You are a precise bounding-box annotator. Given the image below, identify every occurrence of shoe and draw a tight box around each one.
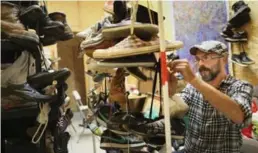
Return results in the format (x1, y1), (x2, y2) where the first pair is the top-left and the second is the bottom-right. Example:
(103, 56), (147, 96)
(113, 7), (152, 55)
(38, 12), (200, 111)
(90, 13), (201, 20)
(19, 5), (44, 27)
(220, 24), (234, 38)
(240, 51), (254, 65)
(129, 118), (185, 139)
(103, 0), (115, 15)
(54, 132), (70, 153)
(96, 53), (157, 68)
(80, 33), (104, 50)
(108, 68), (127, 110)
(1, 2), (20, 23)
(229, 1), (251, 28)
(126, 67), (148, 81)
(102, 20), (159, 40)
(231, 54), (248, 67)
(1, 83), (56, 103)
(49, 12), (74, 41)
(112, 0), (129, 23)
(56, 109), (74, 133)
(224, 30), (248, 42)
(107, 111), (147, 135)
(76, 16), (113, 39)
(100, 130), (146, 149)
(40, 34), (58, 46)
(27, 68), (71, 90)
(86, 58), (116, 75)
(96, 104), (119, 127)
(93, 35), (183, 59)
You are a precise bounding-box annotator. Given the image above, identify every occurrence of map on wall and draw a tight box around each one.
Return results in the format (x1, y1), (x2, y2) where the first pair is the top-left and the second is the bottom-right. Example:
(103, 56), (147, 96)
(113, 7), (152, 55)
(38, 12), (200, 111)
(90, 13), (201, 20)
(173, 1), (228, 71)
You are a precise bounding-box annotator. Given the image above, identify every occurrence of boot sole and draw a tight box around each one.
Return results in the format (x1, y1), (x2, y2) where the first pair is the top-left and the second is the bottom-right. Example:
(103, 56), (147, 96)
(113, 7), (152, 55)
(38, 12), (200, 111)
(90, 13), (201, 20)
(100, 142), (146, 149)
(225, 37), (247, 42)
(230, 59), (248, 67)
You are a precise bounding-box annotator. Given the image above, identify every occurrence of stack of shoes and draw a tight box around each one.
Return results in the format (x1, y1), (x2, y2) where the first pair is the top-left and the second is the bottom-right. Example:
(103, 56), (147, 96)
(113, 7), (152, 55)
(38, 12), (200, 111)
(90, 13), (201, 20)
(1, 1), (73, 153)
(220, 0), (254, 66)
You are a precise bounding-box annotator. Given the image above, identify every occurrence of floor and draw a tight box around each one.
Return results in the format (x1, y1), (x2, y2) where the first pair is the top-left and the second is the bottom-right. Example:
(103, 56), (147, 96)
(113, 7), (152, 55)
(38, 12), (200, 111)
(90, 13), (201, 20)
(67, 112), (106, 153)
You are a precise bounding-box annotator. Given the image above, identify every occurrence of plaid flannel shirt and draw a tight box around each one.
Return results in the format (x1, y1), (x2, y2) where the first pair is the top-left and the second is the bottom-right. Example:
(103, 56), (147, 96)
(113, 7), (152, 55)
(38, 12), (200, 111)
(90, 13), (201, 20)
(180, 75), (253, 153)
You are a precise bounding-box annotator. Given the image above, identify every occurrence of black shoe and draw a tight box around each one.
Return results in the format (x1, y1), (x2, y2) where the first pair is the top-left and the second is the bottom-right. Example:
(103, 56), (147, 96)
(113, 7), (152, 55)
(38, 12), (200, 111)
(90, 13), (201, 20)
(100, 130), (146, 149)
(224, 31), (248, 42)
(54, 132), (70, 153)
(126, 67), (148, 81)
(1, 83), (56, 103)
(19, 5), (44, 27)
(49, 12), (74, 41)
(27, 68), (71, 90)
(129, 118), (185, 139)
(107, 112), (147, 135)
(240, 51), (254, 65)
(220, 24), (234, 38)
(231, 54), (248, 66)
(97, 53), (157, 68)
(229, 1), (251, 28)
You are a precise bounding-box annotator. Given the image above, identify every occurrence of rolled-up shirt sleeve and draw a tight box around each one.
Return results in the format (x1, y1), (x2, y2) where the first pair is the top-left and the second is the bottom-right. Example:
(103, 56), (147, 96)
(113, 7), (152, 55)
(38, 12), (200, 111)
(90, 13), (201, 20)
(231, 82), (253, 128)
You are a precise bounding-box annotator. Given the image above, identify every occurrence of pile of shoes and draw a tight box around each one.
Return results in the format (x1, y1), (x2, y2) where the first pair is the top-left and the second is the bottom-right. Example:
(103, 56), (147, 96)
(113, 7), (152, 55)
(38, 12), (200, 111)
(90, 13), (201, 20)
(1, 1), (74, 153)
(220, 0), (254, 66)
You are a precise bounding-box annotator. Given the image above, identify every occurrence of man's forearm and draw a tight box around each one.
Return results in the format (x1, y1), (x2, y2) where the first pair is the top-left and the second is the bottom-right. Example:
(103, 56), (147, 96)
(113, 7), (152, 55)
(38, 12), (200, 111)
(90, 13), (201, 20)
(190, 77), (244, 124)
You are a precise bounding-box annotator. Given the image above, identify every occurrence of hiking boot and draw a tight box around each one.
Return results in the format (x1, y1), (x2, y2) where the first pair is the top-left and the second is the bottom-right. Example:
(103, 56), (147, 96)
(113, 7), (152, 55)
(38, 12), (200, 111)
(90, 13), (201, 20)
(231, 54), (248, 67)
(100, 130), (146, 149)
(1, 83), (56, 103)
(96, 53), (157, 68)
(27, 68), (71, 90)
(126, 67), (148, 81)
(93, 35), (183, 59)
(240, 51), (254, 65)
(109, 68), (127, 110)
(224, 30), (248, 42)
(107, 111), (147, 135)
(102, 20), (159, 40)
(54, 132), (70, 153)
(129, 118), (185, 139)
(49, 12), (74, 41)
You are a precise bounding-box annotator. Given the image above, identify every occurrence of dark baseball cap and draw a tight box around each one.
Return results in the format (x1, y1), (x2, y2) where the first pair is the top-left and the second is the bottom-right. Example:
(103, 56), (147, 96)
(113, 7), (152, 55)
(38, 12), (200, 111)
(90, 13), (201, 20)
(190, 40), (228, 55)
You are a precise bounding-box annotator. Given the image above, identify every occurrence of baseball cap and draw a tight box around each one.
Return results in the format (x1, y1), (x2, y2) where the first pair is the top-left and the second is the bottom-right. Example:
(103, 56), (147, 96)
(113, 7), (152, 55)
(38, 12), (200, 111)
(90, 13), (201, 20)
(190, 40), (228, 55)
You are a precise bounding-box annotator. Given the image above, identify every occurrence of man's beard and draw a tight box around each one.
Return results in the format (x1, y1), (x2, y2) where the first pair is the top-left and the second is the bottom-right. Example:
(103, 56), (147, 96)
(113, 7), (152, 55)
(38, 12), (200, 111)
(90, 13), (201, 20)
(199, 64), (220, 82)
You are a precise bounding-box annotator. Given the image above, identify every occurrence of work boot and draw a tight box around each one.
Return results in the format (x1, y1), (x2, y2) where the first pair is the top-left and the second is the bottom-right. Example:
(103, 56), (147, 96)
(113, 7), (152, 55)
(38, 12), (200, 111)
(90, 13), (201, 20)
(19, 4), (44, 27)
(49, 12), (74, 41)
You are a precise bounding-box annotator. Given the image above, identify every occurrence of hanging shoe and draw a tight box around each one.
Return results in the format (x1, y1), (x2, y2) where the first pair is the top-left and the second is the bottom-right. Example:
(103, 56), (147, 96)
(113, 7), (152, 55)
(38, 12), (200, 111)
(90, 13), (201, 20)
(100, 130), (146, 149)
(1, 2), (20, 23)
(229, 1), (251, 28)
(102, 20), (159, 40)
(96, 53), (157, 68)
(224, 30), (248, 42)
(93, 35), (183, 59)
(108, 68), (127, 110)
(19, 5), (44, 27)
(231, 54), (248, 67)
(129, 118), (185, 139)
(240, 51), (254, 65)
(48, 12), (74, 41)
(86, 58), (116, 75)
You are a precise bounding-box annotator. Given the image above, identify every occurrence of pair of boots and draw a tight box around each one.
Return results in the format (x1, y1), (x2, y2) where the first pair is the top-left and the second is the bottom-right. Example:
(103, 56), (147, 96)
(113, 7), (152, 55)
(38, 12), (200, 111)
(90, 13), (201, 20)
(231, 44), (254, 66)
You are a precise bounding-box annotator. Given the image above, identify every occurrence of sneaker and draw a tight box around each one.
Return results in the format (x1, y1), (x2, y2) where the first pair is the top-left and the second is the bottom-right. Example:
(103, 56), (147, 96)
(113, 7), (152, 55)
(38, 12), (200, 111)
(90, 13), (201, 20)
(129, 118), (185, 139)
(220, 25), (234, 38)
(126, 67), (148, 81)
(80, 33), (104, 50)
(109, 68), (127, 110)
(100, 130), (146, 149)
(1, 83), (56, 103)
(86, 58), (116, 75)
(107, 112), (146, 135)
(76, 16), (113, 39)
(224, 31), (248, 42)
(96, 53), (157, 68)
(229, 1), (251, 28)
(96, 104), (119, 127)
(240, 51), (254, 65)
(102, 20), (159, 40)
(231, 54), (248, 67)
(93, 35), (183, 59)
